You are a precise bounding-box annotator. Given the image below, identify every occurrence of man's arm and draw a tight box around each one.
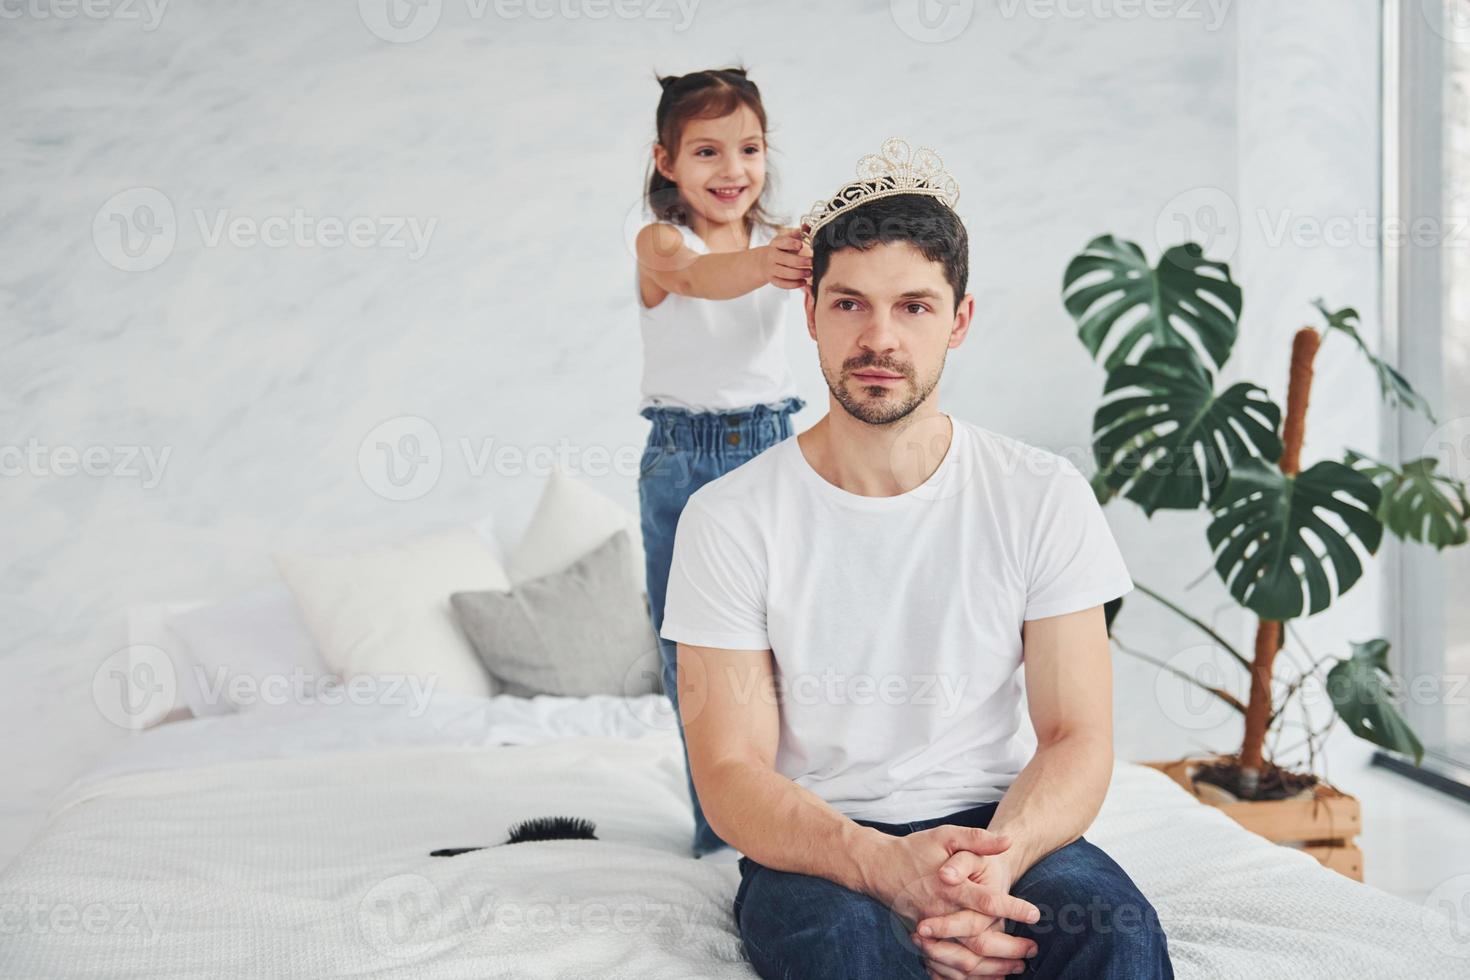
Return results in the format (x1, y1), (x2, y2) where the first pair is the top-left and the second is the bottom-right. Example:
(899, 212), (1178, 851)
(677, 638), (1042, 950)
(675, 640), (890, 896)
(983, 603), (1115, 883)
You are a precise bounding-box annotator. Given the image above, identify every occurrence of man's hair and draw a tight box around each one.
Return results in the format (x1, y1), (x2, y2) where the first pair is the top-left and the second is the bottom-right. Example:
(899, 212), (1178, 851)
(808, 193), (968, 309)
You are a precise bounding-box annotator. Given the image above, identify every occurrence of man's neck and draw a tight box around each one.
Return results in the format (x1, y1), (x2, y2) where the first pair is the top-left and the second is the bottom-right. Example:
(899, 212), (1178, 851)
(797, 400), (953, 498)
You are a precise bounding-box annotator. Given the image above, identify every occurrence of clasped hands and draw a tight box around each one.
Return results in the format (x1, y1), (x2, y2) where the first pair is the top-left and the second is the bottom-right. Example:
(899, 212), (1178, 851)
(866, 826), (1041, 979)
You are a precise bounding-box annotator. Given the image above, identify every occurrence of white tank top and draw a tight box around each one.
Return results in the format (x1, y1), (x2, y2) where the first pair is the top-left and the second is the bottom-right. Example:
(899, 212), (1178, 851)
(636, 222), (801, 413)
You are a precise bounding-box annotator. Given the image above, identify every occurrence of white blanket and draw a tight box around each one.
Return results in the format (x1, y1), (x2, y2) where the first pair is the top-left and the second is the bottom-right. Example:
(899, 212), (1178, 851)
(0, 700), (1460, 978)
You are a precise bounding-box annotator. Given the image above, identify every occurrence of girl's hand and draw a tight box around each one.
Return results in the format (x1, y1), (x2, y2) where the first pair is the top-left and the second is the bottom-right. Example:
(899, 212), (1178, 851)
(764, 226), (811, 289)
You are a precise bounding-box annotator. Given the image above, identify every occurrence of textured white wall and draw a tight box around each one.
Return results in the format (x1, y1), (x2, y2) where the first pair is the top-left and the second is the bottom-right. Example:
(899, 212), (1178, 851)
(0, 0), (1389, 866)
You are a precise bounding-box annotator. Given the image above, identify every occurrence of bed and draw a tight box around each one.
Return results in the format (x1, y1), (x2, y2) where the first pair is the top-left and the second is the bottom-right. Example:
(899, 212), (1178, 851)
(0, 693), (1461, 979)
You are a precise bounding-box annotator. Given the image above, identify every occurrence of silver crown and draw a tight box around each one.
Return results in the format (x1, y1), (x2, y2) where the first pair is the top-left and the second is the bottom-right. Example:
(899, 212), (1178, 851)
(801, 137), (961, 240)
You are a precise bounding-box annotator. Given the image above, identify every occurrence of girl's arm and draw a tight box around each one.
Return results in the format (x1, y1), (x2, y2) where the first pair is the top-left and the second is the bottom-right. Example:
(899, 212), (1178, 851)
(636, 223), (810, 304)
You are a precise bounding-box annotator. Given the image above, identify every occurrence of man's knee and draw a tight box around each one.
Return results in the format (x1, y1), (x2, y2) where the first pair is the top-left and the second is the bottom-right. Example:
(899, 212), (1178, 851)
(1010, 838), (1172, 977)
(735, 863), (926, 980)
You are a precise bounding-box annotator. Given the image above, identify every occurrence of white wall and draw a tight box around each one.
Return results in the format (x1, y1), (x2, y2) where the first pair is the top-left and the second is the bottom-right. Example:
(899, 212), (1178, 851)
(1, 0), (1390, 867)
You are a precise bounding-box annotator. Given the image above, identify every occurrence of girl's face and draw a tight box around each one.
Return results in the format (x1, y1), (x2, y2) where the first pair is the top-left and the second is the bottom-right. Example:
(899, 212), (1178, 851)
(655, 105), (766, 227)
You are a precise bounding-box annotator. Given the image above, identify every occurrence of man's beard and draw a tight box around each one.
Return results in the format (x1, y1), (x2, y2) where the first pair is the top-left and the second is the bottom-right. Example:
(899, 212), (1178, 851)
(822, 348), (943, 425)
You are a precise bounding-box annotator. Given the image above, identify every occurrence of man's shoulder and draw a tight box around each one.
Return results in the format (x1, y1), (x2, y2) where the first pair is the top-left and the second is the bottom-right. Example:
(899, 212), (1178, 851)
(683, 436), (798, 519)
(954, 418), (1089, 505)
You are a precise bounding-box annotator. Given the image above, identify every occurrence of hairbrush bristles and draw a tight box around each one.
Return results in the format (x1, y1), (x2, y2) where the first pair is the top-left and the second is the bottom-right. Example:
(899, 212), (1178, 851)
(504, 815), (598, 844)
(429, 815), (599, 856)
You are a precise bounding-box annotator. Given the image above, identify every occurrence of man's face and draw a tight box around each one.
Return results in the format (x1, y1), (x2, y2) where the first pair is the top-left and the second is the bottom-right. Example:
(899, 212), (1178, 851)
(806, 241), (972, 425)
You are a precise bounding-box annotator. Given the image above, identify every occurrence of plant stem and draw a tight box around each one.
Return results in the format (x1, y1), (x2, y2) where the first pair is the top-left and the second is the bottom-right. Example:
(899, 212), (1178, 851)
(1240, 326), (1321, 789)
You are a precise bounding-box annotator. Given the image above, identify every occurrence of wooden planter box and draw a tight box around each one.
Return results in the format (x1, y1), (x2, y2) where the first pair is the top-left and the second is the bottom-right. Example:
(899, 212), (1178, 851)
(1142, 756), (1363, 881)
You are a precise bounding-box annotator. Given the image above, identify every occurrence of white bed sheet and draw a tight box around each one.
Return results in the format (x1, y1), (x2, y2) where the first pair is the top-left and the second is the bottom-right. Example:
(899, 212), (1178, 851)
(66, 692), (679, 793)
(0, 699), (1461, 979)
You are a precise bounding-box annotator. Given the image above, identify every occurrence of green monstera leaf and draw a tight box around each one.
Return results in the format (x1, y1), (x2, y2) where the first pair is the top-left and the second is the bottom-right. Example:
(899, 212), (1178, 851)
(1063, 235), (1242, 373)
(1347, 450), (1470, 549)
(1206, 458), (1383, 619)
(1093, 347), (1283, 513)
(1327, 638), (1424, 764)
(1313, 300), (1436, 423)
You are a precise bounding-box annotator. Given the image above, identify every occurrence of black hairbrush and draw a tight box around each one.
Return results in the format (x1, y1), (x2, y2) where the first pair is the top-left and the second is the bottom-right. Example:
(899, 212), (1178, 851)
(430, 816), (598, 857)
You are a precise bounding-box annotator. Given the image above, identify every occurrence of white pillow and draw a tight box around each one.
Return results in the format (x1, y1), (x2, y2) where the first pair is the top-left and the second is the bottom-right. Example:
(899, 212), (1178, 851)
(509, 470), (645, 585)
(120, 602), (206, 728)
(273, 527), (509, 698)
(166, 585), (331, 716)
(470, 511), (502, 561)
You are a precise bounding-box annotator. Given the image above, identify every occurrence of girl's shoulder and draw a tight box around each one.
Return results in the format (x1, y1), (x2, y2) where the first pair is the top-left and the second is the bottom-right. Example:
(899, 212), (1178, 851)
(638, 220), (695, 245)
(636, 222), (705, 267)
(639, 219), (780, 253)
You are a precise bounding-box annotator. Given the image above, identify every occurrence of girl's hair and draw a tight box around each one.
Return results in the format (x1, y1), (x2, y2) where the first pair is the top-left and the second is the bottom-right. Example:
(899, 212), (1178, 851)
(645, 66), (777, 232)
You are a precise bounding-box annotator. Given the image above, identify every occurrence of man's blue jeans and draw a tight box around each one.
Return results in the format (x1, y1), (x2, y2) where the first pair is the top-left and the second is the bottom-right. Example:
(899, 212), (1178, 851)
(637, 396), (804, 858)
(732, 801), (1173, 979)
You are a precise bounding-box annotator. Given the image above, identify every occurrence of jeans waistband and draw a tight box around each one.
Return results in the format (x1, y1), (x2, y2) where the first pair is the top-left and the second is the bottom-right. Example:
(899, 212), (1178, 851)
(641, 397), (804, 455)
(852, 800), (1000, 837)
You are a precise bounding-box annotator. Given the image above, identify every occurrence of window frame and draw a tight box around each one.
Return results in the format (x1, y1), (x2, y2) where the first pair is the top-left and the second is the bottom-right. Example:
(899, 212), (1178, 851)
(1379, 0), (1468, 787)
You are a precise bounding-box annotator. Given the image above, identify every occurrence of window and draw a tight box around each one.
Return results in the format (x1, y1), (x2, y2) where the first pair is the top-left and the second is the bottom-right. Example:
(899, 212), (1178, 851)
(1382, 0), (1470, 793)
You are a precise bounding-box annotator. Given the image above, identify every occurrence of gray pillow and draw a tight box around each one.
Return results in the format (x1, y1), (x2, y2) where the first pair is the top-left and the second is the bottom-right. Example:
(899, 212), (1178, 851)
(450, 529), (662, 698)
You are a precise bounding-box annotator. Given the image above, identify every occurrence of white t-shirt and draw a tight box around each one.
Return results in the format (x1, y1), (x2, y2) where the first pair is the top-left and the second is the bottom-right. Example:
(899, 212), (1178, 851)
(659, 413), (1133, 823)
(636, 222), (802, 413)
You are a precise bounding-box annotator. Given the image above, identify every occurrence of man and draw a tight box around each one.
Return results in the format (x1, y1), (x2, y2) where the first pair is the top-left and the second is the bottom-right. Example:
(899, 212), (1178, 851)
(658, 143), (1172, 979)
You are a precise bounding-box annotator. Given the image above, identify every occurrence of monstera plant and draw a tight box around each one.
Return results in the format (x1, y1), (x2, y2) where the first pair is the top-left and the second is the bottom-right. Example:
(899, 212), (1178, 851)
(1062, 234), (1470, 800)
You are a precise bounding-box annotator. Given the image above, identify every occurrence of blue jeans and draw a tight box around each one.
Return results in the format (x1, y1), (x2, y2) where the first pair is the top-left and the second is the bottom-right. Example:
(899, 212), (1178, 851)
(638, 396), (804, 858)
(732, 801), (1173, 979)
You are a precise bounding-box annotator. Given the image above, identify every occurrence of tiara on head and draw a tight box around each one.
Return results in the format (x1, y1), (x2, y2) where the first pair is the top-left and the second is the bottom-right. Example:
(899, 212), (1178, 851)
(800, 137), (961, 240)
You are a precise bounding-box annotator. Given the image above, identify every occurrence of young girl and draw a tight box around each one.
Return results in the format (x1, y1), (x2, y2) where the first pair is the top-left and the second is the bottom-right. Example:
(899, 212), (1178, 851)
(634, 67), (809, 859)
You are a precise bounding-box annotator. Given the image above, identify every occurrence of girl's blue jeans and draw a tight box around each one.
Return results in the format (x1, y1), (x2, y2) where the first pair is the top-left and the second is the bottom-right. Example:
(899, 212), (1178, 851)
(637, 396), (804, 858)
